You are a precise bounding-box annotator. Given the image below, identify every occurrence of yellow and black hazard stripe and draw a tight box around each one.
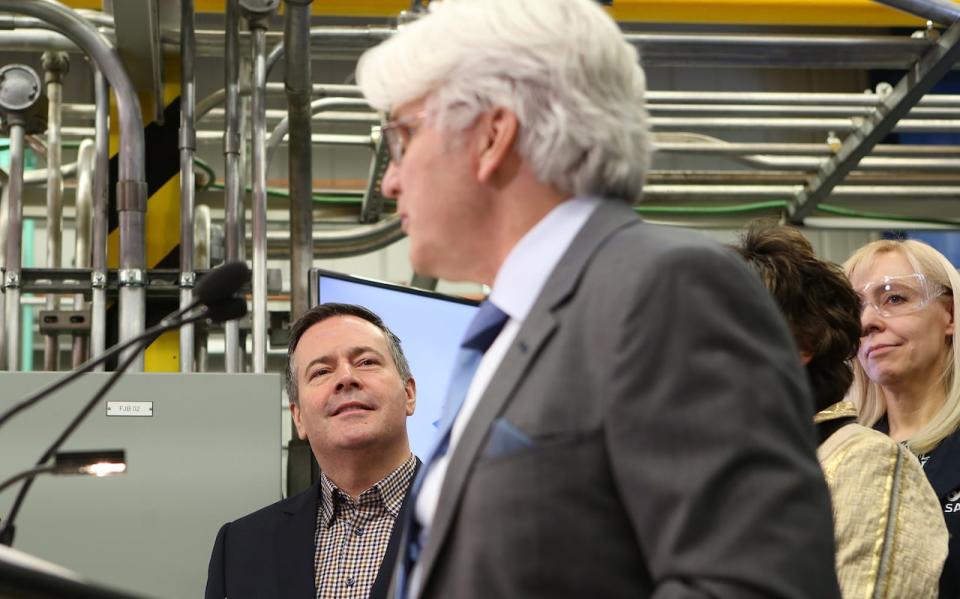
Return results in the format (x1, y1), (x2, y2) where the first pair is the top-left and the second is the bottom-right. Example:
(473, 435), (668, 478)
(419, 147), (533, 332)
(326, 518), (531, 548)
(105, 58), (183, 372)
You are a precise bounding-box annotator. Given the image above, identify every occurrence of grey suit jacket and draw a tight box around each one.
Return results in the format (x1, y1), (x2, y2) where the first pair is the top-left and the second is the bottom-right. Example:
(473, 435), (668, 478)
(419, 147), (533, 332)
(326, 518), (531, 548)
(400, 200), (841, 598)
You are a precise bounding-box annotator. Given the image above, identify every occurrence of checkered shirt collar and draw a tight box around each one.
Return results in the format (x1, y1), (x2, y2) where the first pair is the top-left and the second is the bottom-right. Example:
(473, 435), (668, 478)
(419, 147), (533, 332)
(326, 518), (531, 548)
(318, 453), (416, 528)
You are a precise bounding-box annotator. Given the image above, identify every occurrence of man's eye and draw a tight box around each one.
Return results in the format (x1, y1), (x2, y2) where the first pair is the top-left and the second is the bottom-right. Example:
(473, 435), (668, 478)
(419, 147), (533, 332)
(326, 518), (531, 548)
(308, 369), (330, 380)
(358, 358), (379, 367)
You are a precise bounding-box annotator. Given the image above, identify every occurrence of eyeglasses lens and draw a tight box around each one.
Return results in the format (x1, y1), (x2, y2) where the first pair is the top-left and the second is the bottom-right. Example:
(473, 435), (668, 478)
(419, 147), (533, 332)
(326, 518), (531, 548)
(861, 276), (932, 317)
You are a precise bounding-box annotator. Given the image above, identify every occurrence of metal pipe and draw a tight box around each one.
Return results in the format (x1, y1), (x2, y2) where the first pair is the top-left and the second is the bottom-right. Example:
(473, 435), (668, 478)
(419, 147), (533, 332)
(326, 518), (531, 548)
(249, 18), (269, 374)
(179, 0), (196, 373)
(642, 183), (960, 199)
(194, 204), (211, 373)
(72, 139), (95, 367)
(4, 124), (26, 371)
(90, 70), (108, 369)
(266, 98), (373, 167)
(223, 0), (242, 373)
(42, 51), (69, 372)
(0, 184), (8, 370)
(0, 0), (148, 371)
(285, 0), (314, 323)
(873, 0), (960, 26)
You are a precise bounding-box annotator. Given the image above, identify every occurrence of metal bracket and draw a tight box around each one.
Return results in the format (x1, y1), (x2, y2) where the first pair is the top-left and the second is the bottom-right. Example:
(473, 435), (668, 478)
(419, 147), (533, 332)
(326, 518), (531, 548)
(38, 309), (91, 335)
(359, 127), (391, 224)
(91, 270), (107, 289)
(3, 271), (19, 289)
(179, 271), (196, 288)
(787, 17), (960, 224)
(118, 268), (145, 287)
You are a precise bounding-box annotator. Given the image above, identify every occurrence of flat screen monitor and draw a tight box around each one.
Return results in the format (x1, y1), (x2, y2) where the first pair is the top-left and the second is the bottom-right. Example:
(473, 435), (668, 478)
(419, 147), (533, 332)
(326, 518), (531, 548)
(310, 269), (480, 459)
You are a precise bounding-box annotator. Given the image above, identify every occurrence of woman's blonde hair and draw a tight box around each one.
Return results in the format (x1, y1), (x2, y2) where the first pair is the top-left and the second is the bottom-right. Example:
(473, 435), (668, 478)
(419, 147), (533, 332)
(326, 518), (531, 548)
(844, 239), (960, 454)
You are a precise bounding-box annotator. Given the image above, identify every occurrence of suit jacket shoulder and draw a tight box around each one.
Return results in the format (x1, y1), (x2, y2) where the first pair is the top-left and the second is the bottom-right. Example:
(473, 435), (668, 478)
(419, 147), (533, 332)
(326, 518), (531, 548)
(204, 484), (318, 599)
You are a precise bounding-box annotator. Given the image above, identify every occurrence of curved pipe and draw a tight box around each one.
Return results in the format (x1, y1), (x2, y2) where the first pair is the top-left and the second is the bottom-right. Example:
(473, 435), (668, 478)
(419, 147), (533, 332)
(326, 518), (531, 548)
(72, 139), (96, 367)
(0, 0), (148, 368)
(266, 98), (373, 167)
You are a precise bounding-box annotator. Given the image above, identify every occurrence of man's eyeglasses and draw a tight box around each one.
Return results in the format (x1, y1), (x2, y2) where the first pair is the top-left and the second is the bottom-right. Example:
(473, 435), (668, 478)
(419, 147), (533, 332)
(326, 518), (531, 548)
(856, 273), (950, 318)
(380, 110), (428, 165)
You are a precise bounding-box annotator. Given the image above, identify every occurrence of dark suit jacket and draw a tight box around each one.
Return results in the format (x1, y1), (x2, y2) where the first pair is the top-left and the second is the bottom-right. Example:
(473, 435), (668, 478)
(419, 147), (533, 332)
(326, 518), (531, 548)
(399, 201), (841, 598)
(206, 462), (418, 599)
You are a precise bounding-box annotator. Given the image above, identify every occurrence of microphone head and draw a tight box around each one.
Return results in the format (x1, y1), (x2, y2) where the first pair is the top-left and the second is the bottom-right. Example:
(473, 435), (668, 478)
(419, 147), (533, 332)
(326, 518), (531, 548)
(205, 297), (248, 323)
(195, 262), (251, 306)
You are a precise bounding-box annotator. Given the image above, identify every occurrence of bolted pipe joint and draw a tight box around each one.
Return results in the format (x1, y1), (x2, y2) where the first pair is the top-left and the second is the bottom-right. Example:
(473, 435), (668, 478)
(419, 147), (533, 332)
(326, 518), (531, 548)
(40, 50), (70, 85)
(0, 64), (47, 134)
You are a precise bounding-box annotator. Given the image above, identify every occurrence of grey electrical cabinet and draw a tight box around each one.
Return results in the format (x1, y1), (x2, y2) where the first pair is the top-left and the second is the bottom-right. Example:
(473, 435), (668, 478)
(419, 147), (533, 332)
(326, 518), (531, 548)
(0, 372), (282, 598)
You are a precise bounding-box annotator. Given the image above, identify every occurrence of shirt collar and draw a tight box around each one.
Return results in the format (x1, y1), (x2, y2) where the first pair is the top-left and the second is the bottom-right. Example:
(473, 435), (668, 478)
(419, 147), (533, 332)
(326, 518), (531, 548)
(489, 196), (601, 323)
(318, 453), (417, 527)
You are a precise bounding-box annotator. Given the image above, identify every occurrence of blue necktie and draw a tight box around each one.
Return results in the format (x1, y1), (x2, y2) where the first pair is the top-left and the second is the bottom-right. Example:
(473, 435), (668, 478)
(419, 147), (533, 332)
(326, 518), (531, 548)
(398, 299), (509, 598)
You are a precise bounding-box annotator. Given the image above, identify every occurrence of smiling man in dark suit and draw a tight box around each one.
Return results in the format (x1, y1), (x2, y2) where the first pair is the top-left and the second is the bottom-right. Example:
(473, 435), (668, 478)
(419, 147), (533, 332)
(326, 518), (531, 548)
(205, 303), (419, 599)
(355, 1), (842, 598)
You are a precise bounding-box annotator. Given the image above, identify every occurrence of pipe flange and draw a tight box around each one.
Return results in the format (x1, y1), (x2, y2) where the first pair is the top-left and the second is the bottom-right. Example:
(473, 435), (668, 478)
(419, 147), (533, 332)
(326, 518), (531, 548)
(179, 271), (196, 288)
(0, 65), (42, 112)
(3, 271), (20, 289)
(91, 270), (107, 289)
(118, 268), (145, 287)
(0, 64), (48, 135)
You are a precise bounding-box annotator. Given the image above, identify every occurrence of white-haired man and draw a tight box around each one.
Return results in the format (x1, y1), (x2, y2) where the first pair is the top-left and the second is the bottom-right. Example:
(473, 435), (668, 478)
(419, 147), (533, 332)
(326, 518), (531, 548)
(357, 1), (842, 598)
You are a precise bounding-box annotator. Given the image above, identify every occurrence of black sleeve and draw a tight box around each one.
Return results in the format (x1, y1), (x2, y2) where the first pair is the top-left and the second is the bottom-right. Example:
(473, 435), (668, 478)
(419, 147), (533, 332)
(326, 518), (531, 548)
(204, 523), (229, 599)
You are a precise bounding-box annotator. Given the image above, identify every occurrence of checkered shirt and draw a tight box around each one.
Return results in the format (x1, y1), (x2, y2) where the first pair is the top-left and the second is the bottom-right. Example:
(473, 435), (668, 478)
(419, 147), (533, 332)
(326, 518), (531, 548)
(314, 454), (416, 599)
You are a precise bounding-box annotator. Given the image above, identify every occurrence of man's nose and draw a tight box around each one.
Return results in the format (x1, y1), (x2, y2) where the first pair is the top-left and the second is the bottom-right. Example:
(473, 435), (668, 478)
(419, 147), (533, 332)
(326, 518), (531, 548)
(333, 364), (361, 392)
(381, 160), (400, 199)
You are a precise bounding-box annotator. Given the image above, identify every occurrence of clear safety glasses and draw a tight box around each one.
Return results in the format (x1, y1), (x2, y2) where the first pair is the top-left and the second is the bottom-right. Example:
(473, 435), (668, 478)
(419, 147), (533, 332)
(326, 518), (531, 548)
(857, 273), (950, 318)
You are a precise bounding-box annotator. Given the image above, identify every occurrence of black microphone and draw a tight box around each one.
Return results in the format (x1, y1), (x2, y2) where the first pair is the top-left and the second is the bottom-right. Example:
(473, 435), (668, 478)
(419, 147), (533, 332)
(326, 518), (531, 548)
(0, 262), (252, 432)
(0, 296), (248, 546)
(204, 296), (248, 323)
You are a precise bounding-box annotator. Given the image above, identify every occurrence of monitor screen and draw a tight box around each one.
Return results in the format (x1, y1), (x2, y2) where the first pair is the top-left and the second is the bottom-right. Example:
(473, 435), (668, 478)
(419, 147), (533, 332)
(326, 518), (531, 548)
(311, 269), (479, 459)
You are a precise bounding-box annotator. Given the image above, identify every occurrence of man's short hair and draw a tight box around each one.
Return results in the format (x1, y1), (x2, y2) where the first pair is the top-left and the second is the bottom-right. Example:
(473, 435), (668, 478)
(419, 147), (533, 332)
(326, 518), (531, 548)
(285, 303), (412, 405)
(734, 221), (861, 412)
(356, 0), (651, 202)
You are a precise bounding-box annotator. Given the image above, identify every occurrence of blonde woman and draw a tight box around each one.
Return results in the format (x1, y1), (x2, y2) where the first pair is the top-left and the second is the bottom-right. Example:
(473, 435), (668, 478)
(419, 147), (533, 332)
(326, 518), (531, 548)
(846, 239), (960, 598)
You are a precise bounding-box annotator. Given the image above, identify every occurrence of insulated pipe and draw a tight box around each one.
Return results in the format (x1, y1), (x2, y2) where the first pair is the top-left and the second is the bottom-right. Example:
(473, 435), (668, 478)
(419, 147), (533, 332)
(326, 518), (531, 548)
(90, 70), (108, 369)
(42, 51), (69, 372)
(72, 139), (95, 367)
(873, 0), (960, 26)
(223, 0), (242, 373)
(0, 0), (148, 371)
(285, 0), (314, 323)
(4, 124), (26, 371)
(249, 17), (270, 374)
(179, 0), (197, 373)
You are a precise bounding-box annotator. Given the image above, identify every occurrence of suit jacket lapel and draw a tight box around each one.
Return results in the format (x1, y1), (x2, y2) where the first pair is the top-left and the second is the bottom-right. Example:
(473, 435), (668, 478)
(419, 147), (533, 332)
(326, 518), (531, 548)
(276, 481), (320, 597)
(415, 200), (641, 589)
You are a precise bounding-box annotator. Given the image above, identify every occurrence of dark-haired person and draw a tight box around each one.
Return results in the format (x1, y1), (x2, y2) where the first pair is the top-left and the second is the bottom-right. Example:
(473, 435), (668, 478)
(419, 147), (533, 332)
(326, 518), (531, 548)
(736, 222), (946, 598)
(205, 303), (419, 599)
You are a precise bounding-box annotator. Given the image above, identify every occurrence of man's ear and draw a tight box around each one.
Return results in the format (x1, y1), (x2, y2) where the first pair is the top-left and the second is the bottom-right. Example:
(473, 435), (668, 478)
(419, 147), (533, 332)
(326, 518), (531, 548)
(290, 402), (307, 441)
(477, 107), (519, 184)
(404, 377), (417, 416)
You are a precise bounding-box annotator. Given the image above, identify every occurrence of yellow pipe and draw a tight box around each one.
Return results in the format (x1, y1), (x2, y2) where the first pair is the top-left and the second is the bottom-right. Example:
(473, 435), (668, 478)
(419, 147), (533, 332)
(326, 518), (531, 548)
(60, 0), (936, 27)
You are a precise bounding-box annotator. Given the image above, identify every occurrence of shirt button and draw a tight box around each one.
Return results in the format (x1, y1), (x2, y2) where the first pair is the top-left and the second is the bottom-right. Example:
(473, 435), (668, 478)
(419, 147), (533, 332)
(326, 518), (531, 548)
(346, 577), (356, 588)
(355, 528), (364, 536)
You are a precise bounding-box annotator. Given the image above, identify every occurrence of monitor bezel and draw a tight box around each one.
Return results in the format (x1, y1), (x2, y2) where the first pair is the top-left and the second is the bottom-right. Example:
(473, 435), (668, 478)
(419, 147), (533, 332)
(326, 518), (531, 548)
(309, 268), (481, 309)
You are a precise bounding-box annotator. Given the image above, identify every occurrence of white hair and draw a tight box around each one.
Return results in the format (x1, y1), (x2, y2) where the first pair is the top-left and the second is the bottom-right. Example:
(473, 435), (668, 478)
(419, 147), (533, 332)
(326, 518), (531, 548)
(356, 0), (651, 202)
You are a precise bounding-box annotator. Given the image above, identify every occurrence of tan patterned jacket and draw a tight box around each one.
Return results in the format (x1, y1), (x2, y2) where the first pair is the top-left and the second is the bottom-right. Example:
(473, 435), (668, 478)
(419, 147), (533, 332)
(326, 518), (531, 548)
(817, 401), (948, 599)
